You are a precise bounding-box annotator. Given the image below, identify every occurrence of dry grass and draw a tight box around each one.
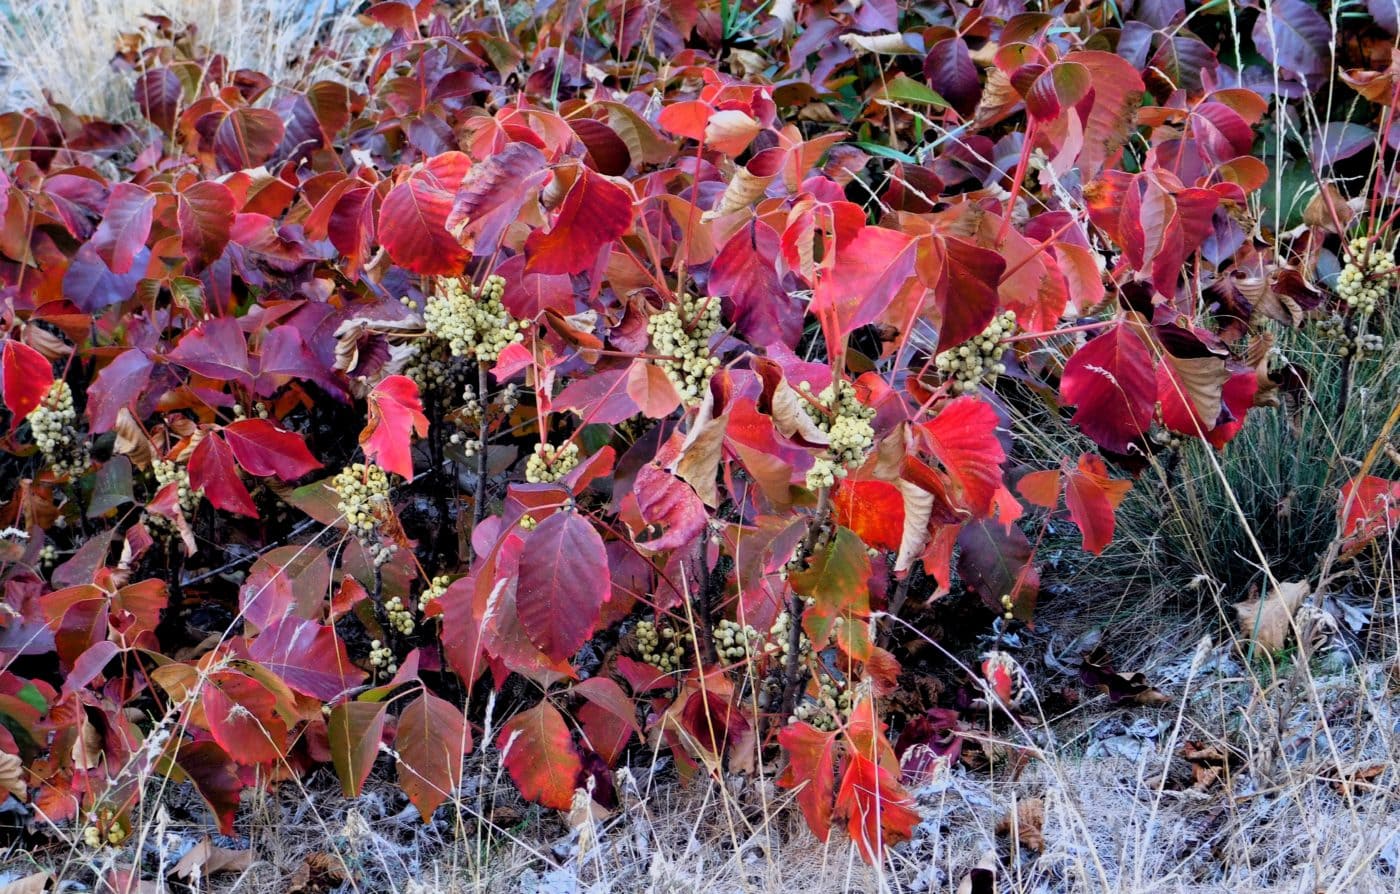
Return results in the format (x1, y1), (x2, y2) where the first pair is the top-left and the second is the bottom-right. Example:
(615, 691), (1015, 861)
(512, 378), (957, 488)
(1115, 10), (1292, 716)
(0, 0), (371, 119)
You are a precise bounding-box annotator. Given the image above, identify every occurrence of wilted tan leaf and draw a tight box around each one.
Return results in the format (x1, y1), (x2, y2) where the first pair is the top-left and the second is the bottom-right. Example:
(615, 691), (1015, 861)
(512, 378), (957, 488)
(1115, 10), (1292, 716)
(23, 326), (71, 360)
(997, 797), (1045, 851)
(172, 837), (253, 880)
(675, 412), (729, 507)
(286, 852), (348, 894)
(769, 380), (830, 446)
(1160, 352), (1229, 431)
(840, 32), (922, 55)
(71, 716), (102, 770)
(113, 408), (156, 469)
(0, 872), (53, 894)
(1, 751), (26, 800)
(1234, 580), (1309, 652)
(1302, 183), (1354, 232)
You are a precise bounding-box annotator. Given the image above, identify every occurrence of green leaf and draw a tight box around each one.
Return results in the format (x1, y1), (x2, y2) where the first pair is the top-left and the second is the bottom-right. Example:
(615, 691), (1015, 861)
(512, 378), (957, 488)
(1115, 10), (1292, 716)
(791, 526), (872, 653)
(16, 682), (47, 713)
(877, 74), (948, 108)
(88, 456), (134, 518)
(850, 141), (916, 163)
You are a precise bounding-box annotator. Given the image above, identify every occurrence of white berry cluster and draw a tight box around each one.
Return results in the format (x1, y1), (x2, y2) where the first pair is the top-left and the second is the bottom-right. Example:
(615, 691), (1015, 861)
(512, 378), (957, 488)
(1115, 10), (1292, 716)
(82, 807), (124, 848)
(153, 458), (202, 516)
(403, 337), (471, 399)
(763, 606), (812, 664)
(792, 673), (852, 731)
(418, 574), (451, 612)
(524, 441), (579, 484)
(648, 293), (722, 405)
(714, 618), (763, 663)
(39, 543), (57, 567)
(934, 310), (1015, 393)
(634, 619), (691, 671)
(1336, 237), (1396, 315)
(27, 380), (89, 478)
(384, 595), (414, 635)
(519, 513), (538, 530)
(799, 379), (875, 490)
(424, 275), (528, 363)
(332, 463), (396, 565)
(232, 401), (270, 420)
(1314, 311), (1384, 358)
(368, 640), (397, 677)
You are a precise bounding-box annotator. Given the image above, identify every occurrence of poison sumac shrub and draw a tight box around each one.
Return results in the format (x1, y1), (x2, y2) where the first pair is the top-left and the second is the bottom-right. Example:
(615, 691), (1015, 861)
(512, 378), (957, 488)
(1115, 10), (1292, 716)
(0, 0), (1396, 865)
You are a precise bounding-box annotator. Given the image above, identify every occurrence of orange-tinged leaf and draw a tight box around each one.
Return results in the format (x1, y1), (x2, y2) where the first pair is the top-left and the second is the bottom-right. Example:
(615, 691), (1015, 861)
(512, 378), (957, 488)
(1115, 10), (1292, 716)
(497, 700), (583, 810)
(777, 721), (838, 840)
(396, 691), (469, 821)
(524, 168), (632, 275)
(360, 375), (428, 478)
(1016, 470), (1061, 509)
(791, 527), (871, 656)
(626, 358), (681, 418)
(1063, 454), (1130, 555)
(832, 480), (905, 551)
(835, 752), (921, 863)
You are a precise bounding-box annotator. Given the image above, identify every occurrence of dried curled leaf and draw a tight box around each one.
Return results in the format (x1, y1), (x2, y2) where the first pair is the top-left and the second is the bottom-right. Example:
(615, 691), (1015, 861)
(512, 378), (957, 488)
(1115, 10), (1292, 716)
(1234, 580), (1310, 652)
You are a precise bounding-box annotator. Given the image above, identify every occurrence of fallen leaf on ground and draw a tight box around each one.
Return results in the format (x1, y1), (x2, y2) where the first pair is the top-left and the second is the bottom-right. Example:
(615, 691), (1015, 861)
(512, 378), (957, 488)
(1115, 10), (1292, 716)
(172, 837), (253, 880)
(1234, 580), (1309, 652)
(956, 850), (997, 894)
(0, 872), (53, 894)
(997, 797), (1045, 851)
(287, 853), (348, 894)
(1078, 647), (1170, 705)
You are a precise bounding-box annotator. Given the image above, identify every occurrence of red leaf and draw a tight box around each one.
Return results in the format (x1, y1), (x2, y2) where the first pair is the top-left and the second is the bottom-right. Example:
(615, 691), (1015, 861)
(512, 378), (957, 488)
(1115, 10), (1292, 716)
(223, 419), (322, 480)
(446, 142), (549, 257)
(173, 740), (243, 835)
(178, 181), (236, 272)
(574, 677), (639, 764)
(935, 237), (1005, 353)
(379, 154), (472, 275)
(832, 480), (905, 552)
(656, 100), (711, 142)
(212, 107), (285, 172)
(524, 168), (632, 275)
(247, 615), (366, 700)
(515, 511), (610, 662)
(496, 700), (583, 810)
(168, 318), (252, 386)
(1060, 322), (1156, 453)
(360, 375), (429, 478)
(189, 432), (258, 517)
(87, 349), (154, 434)
(812, 225), (918, 338)
(2, 339), (53, 426)
(625, 359), (681, 419)
(395, 691), (469, 821)
(922, 396), (1007, 517)
(134, 67), (182, 131)
(1063, 454), (1131, 555)
(92, 183), (154, 275)
(1339, 475), (1400, 546)
(203, 671), (288, 765)
(710, 220), (800, 345)
(835, 752), (921, 864)
(778, 722), (838, 841)
(634, 464), (708, 551)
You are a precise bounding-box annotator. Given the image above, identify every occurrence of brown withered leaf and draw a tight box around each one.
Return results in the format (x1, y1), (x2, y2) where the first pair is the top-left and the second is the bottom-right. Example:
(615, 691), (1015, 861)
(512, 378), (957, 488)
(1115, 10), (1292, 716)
(1079, 647), (1170, 705)
(1234, 580), (1309, 652)
(286, 852), (348, 894)
(997, 797), (1045, 851)
(0, 872), (54, 894)
(172, 837), (253, 880)
(1329, 762), (1388, 797)
(1, 750), (26, 800)
(112, 408), (156, 469)
(1302, 183), (1354, 233)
